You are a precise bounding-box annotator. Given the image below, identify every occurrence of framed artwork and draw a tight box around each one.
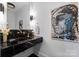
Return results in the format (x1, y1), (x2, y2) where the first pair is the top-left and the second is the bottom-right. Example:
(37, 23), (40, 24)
(51, 4), (79, 42)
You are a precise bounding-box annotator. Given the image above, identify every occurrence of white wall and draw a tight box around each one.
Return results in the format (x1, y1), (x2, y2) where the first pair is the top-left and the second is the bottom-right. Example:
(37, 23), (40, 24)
(0, 3), (7, 29)
(33, 2), (79, 57)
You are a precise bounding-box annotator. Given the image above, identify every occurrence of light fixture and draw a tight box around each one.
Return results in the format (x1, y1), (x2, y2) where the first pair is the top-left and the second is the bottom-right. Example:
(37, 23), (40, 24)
(30, 9), (37, 21)
(7, 2), (15, 10)
(30, 15), (33, 21)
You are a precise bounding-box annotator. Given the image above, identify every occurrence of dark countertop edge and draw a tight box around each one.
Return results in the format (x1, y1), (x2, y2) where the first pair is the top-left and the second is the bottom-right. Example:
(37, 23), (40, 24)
(1, 36), (43, 49)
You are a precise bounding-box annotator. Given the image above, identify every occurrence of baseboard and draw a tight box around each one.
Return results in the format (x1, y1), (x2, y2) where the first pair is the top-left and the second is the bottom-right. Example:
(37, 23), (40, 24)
(37, 52), (49, 57)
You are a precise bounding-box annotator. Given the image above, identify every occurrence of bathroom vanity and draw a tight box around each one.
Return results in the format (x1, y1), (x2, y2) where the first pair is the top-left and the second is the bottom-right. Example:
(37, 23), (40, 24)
(0, 30), (43, 57)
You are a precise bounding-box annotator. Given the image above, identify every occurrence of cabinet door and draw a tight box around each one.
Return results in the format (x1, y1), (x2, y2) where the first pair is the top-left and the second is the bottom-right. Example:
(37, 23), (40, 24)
(1, 47), (14, 57)
(13, 43), (28, 54)
(13, 47), (33, 57)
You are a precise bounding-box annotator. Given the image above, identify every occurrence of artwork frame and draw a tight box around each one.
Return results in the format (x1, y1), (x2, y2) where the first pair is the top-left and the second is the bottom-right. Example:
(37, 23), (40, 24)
(51, 4), (79, 42)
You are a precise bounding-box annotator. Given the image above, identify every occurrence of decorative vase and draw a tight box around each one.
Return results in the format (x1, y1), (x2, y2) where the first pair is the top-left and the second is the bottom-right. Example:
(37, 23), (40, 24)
(3, 30), (8, 43)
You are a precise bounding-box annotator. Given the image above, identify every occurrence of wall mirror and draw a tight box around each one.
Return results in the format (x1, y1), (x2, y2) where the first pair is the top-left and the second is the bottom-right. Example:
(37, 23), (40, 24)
(7, 2), (30, 29)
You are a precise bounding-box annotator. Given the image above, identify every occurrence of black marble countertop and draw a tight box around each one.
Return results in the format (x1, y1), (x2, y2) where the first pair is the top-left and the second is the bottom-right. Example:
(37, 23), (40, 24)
(1, 36), (43, 57)
(1, 36), (43, 49)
